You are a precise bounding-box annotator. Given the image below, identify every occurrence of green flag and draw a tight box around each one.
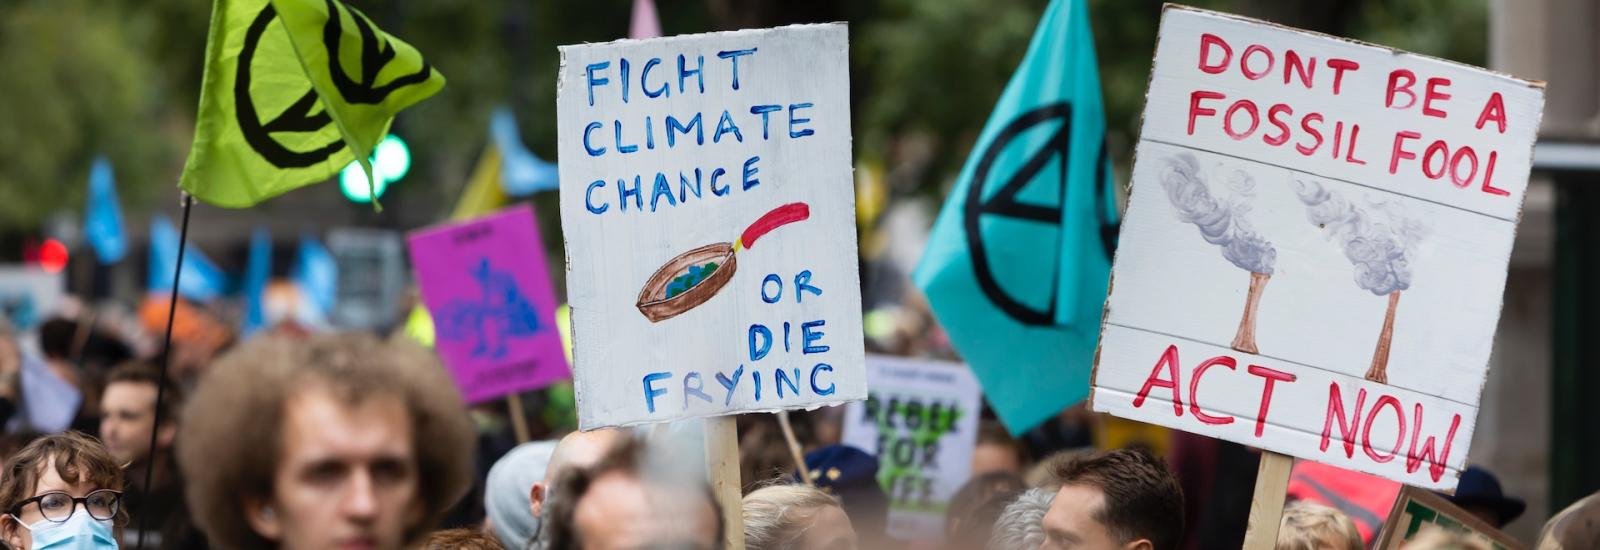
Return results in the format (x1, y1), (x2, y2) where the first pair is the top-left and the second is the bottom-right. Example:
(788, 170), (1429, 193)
(179, 0), (444, 208)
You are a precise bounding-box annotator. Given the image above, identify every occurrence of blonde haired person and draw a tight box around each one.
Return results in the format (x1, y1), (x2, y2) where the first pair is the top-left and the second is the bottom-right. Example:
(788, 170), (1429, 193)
(743, 484), (857, 550)
(1276, 501), (1361, 550)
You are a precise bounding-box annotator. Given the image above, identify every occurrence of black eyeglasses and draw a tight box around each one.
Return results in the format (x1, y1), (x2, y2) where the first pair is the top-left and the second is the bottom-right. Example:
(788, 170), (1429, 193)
(10, 489), (121, 524)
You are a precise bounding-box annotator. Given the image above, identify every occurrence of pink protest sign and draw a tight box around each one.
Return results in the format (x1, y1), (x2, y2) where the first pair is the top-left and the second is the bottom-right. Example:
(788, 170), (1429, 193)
(407, 205), (569, 403)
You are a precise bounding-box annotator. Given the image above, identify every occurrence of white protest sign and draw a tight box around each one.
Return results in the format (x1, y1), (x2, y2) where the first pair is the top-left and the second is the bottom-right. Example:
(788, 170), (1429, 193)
(841, 355), (982, 541)
(558, 24), (866, 429)
(1090, 6), (1545, 490)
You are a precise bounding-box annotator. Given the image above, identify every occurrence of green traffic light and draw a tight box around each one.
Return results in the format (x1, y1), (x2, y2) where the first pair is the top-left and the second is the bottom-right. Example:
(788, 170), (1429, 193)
(340, 134), (411, 203)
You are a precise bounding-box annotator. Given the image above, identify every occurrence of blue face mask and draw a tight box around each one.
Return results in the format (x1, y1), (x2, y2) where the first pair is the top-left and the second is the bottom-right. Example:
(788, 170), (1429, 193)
(18, 509), (117, 550)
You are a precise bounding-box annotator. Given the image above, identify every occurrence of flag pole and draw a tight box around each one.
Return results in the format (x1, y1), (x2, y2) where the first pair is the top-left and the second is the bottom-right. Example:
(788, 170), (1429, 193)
(135, 193), (193, 550)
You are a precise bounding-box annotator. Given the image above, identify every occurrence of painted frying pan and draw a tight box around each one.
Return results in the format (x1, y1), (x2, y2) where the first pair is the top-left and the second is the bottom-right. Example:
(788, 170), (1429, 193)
(636, 202), (811, 322)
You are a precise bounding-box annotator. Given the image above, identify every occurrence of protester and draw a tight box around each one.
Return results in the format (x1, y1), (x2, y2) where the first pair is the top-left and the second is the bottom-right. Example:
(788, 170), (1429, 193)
(798, 445), (889, 548)
(99, 362), (205, 549)
(1536, 490), (1600, 550)
(986, 487), (1052, 550)
(1274, 502), (1360, 550)
(972, 421), (1029, 477)
(742, 484), (857, 550)
(1438, 465), (1525, 529)
(426, 528), (508, 550)
(943, 472), (1025, 550)
(543, 437), (721, 550)
(484, 440), (556, 550)
(523, 428), (626, 549)
(178, 333), (475, 550)
(1039, 448), (1184, 550)
(0, 320), (22, 430)
(0, 431), (124, 550)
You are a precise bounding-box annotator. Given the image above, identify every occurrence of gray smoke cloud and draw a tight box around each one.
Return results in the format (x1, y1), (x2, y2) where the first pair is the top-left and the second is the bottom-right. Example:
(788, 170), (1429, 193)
(1158, 153), (1277, 274)
(1294, 179), (1428, 296)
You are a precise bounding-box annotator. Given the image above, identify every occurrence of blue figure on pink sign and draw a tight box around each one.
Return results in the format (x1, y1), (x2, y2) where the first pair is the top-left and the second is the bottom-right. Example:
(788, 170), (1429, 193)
(436, 257), (542, 359)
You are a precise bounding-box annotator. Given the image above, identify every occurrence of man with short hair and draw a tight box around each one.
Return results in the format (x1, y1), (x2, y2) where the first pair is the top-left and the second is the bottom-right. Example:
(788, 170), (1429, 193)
(178, 333), (475, 550)
(1040, 448), (1185, 550)
(544, 437), (721, 550)
(100, 362), (205, 548)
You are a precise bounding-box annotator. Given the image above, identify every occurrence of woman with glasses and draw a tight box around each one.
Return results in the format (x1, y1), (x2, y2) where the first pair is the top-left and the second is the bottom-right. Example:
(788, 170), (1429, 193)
(0, 432), (124, 549)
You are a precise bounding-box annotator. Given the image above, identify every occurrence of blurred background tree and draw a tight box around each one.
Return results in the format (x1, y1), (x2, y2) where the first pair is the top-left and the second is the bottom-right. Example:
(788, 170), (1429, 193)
(0, 0), (1488, 241)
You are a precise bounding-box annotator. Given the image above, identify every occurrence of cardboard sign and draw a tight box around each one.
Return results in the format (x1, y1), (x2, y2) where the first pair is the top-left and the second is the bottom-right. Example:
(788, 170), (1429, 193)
(557, 25), (866, 429)
(407, 206), (569, 403)
(1090, 6), (1545, 490)
(1374, 486), (1524, 550)
(841, 355), (982, 540)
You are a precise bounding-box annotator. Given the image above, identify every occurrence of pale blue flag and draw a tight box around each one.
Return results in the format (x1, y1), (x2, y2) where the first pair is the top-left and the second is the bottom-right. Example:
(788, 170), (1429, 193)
(241, 228), (272, 337)
(84, 157), (127, 265)
(492, 106), (560, 195)
(293, 235), (338, 316)
(148, 216), (228, 302)
(913, 0), (1120, 434)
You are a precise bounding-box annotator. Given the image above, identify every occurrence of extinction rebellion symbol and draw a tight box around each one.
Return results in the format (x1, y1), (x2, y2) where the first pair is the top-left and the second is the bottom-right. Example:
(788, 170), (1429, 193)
(962, 102), (1118, 326)
(234, 1), (436, 169)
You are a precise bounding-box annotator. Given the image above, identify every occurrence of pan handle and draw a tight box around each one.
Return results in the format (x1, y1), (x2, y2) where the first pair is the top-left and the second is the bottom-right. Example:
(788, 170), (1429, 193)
(737, 202), (810, 251)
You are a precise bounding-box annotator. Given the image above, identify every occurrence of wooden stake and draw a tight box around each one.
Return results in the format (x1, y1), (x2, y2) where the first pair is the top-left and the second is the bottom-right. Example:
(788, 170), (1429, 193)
(705, 416), (746, 550)
(1241, 451), (1294, 550)
(506, 393), (531, 443)
(775, 411), (813, 485)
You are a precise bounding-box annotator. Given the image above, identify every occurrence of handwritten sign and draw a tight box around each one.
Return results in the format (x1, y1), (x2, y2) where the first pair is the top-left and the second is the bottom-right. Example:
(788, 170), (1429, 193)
(407, 206), (569, 403)
(841, 355), (981, 540)
(557, 25), (866, 429)
(1374, 486), (1524, 550)
(1090, 6), (1545, 490)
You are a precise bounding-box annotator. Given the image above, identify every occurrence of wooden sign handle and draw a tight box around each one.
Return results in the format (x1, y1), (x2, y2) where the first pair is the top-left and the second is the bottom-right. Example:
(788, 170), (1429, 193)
(705, 416), (746, 550)
(1241, 451), (1294, 550)
(505, 394), (532, 443)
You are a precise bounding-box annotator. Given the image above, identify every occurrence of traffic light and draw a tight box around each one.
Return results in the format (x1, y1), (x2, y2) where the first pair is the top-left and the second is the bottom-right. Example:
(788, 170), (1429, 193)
(340, 134), (411, 203)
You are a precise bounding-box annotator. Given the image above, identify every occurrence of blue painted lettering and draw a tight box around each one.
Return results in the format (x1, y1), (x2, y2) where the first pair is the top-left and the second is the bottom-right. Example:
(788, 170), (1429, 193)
(717, 48), (757, 90)
(743, 156), (761, 191)
(666, 114), (703, 147)
(811, 363), (836, 396)
(678, 54), (704, 94)
(750, 105), (781, 140)
(749, 324), (773, 361)
(802, 320), (830, 354)
(583, 122), (605, 156)
(585, 180), (609, 214)
(585, 62), (610, 107)
(617, 176), (643, 212)
(714, 110), (744, 143)
(789, 103), (816, 138)
(683, 372), (712, 409)
(761, 274), (782, 303)
(642, 58), (668, 98)
(643, 372), (670, 413)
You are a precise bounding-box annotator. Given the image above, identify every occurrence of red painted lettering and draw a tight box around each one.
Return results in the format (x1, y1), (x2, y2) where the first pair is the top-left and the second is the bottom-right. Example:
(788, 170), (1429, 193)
(1297, 113), (1325, 156)
(1362, 395), (1406, 463)
(1482, 151), (1509, 196)
(1247, 365), (1296, 438)
(1264, 104), (1293, 146)
(1387, 70), (1418, 109)
(1199, 34), (1232, 74)
(1389, 131), (1421, 174)
(1189, 91), (1224, 136)
(1134, 345), (1184, 417)
(1476, 92), (1508, 133)
(1225, 100), (1261, 140)
(1241, 45), (1274, 80)
(1423, 78), (1453, 118)
(1327, 59), (1359, 95)
(1422, 140), (1450, 180)
(1450, 147), (1478, 188)
(1190, 356), (1237, 425)
(1321, 382), (1367, 458)
(1284, 50), (1315, 88)
(1405, 404), (1462, 482)
(1345, 124), (1367, 165)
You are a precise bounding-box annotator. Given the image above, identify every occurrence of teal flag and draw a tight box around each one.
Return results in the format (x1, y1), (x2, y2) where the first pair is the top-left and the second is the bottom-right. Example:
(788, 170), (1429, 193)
(913, 0), (1119, 434)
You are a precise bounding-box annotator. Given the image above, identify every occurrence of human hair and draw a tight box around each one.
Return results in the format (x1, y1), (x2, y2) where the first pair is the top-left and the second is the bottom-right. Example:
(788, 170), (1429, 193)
(742, 483), (841, 550)
(424, 528), (508, 550)
(977, 420), (1031, 467)
(1025, 449), (1092, 490)
(0, 432), (125, 524)
(544, 437), (723, 550)
(1403, 526), (1493, 550)
(105, 361), (184, 427)
(988, 487), (1054, 550)
(177, 333), (475, 550)
(1050, 448), (1184, 550)
(1276, 501), (1360, 550)
(946, 472), (1026, 547)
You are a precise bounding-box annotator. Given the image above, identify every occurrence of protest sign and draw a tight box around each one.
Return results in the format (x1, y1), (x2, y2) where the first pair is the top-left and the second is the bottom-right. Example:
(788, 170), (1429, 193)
(1374, 486), (1524, 550)
(558, 24), (866, 429)
(407, 206), (569, 404)
(0, 268), (63, 332)
(841, 355), (981, 540)
(1090, 6), (1545, 490)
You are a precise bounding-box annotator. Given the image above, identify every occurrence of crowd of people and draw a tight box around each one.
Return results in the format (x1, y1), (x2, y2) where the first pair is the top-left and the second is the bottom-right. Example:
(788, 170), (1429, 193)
(0, 310), (1596, 550)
